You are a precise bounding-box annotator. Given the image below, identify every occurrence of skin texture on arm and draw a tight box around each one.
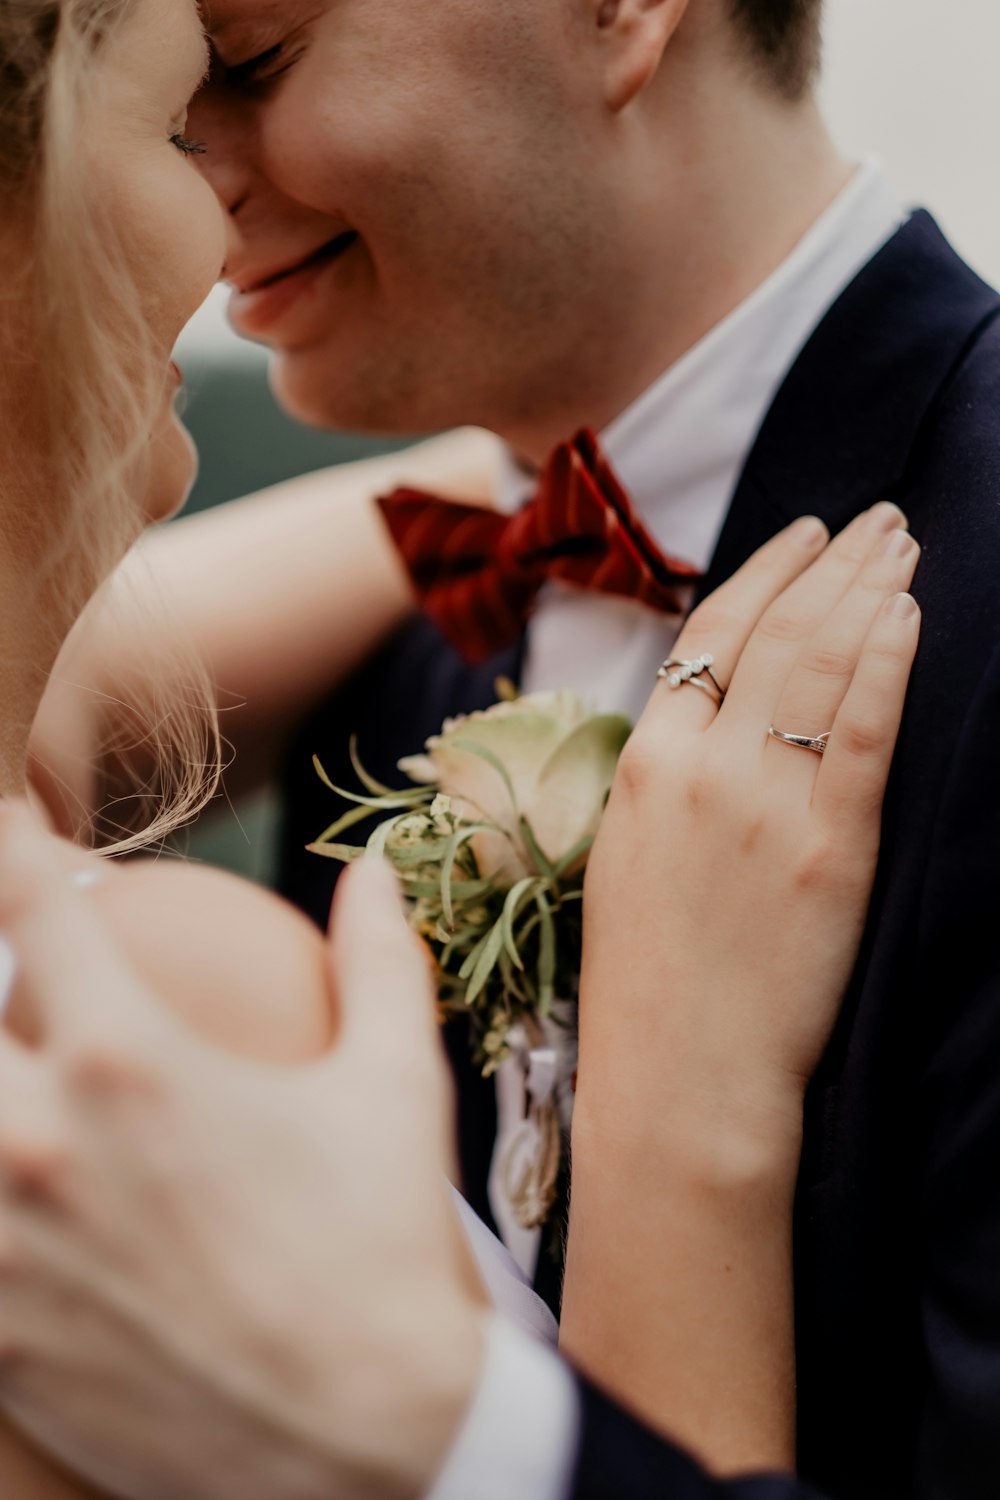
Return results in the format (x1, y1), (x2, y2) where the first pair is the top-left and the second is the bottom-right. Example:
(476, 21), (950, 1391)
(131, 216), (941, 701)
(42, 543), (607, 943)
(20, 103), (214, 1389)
(561, 507), (922, 1475)
(31, 427), (501, 815)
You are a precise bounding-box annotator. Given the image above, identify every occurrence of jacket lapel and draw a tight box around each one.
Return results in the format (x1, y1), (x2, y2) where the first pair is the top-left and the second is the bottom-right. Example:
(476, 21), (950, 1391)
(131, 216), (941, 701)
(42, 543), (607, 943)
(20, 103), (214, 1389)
(697, 211), (1000, 600)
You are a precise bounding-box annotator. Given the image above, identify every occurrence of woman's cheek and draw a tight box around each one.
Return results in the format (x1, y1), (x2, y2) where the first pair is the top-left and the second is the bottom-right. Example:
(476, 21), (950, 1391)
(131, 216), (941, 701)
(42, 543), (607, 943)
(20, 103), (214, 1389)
(176, 168), (229, 323)
(109, 150), (227, 354)
(150, 164), (228, 344)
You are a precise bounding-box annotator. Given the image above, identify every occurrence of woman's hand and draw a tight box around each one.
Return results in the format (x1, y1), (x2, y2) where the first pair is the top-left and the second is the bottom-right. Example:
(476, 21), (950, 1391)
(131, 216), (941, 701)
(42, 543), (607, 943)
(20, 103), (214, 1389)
(0, 815), (485, 1500)
(561, 504), (921, 1473)
(579, 502), (920, 1155)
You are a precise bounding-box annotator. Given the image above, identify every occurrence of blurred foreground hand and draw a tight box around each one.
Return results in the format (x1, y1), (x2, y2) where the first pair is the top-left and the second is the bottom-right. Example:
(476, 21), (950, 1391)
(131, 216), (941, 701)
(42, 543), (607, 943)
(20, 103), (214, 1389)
(0, 804), (483, 1500)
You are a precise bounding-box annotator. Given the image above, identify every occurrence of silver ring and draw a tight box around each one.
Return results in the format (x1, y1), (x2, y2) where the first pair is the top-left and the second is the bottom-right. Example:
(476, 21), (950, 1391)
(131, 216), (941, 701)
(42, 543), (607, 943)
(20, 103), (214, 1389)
(767, 726), (831, 755)
(656, 652), (726, 702)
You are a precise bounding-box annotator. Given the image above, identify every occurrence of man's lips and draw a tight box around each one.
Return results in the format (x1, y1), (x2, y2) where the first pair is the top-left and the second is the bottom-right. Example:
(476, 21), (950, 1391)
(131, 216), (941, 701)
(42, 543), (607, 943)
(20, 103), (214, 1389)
(231, 232), (359, 296)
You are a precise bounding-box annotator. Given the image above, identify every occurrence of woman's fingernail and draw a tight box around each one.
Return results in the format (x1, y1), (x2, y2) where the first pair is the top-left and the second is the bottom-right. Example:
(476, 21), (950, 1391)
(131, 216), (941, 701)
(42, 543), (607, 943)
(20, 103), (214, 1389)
(0, 936), (16, 1019)
(878, 528), (917, 558)
(887, 592), (919, 619)
(867, 501), (907, 531)
(791, 515), (827, 546)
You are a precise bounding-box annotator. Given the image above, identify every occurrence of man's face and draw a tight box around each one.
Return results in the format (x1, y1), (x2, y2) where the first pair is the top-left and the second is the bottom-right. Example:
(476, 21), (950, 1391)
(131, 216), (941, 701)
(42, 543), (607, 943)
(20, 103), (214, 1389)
(194, 0), (624, 442)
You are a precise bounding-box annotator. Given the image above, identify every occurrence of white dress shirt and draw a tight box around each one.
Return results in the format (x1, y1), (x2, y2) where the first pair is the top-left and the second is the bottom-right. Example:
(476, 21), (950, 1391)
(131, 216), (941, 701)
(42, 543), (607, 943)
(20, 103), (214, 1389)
(430, 162), (905, 1500)
(451, 1188), (558, 1345)
(429, 1315), (580, 1500)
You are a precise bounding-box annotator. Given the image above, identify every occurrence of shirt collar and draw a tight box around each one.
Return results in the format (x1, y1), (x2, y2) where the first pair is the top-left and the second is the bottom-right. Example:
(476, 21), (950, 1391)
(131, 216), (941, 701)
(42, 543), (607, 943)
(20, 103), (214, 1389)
(496, 161), (906, 571)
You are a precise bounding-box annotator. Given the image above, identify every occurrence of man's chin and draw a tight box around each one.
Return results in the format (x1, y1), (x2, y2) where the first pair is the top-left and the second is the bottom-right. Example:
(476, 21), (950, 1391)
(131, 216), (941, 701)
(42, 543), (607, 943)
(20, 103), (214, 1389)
(266, 345), (452, 440)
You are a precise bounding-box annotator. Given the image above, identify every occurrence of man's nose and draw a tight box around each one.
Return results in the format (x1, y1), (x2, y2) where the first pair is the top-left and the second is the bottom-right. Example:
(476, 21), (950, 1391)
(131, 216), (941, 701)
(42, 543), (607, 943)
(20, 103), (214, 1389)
(187, 81), (254, 217)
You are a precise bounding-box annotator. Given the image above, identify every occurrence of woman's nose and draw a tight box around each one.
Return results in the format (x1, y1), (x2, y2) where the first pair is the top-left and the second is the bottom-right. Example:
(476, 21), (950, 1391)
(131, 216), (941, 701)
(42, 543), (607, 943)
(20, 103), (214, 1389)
(187, 78), (253, 217)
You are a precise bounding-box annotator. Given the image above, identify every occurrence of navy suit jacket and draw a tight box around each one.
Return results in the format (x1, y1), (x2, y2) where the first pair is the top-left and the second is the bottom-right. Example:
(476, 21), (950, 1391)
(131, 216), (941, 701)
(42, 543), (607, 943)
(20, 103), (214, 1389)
(278, 213), (1000, 1499)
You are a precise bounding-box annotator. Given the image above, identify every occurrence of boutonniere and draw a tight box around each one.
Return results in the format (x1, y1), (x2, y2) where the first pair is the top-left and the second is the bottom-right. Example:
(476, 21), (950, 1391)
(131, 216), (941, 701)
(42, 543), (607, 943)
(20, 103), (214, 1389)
(310, 684), (631, 1232)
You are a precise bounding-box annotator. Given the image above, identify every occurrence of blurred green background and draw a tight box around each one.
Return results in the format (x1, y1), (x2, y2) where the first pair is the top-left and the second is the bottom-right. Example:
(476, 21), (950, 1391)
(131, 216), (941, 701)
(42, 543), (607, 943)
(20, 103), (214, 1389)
(179, 354), (411, 520)
(177, 350), (409, 886)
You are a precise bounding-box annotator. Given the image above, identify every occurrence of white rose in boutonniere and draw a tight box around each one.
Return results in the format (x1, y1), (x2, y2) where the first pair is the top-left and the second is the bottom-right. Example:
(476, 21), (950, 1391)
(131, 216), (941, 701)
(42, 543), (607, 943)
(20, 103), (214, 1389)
(398, 688), (629, 886)
(309, 685), (631, 1236)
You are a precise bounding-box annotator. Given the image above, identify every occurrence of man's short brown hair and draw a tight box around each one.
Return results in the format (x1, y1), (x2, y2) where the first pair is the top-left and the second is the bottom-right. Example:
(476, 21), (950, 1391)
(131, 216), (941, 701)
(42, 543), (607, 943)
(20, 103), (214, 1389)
(730, 0), (824, 99)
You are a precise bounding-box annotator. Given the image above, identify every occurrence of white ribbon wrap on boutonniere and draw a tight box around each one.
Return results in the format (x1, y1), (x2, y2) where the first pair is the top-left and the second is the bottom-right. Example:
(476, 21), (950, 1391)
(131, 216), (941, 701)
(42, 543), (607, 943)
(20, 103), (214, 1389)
(493, 1000), (578, 1243)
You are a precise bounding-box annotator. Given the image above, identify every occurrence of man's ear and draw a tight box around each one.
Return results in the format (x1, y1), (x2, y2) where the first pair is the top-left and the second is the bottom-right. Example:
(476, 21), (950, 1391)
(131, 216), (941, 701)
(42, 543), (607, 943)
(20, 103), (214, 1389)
(594, 0), (691, 112)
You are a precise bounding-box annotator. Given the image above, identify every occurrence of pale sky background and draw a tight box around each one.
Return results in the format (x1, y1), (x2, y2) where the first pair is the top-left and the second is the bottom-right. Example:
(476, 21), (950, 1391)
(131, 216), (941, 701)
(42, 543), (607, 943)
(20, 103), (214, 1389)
(180, 0), (1000, 357)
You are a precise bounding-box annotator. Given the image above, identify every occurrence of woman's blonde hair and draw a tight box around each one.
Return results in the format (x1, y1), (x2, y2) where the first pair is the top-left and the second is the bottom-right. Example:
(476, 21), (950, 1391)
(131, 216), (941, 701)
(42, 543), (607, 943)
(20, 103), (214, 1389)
(1, 0), (222, 852)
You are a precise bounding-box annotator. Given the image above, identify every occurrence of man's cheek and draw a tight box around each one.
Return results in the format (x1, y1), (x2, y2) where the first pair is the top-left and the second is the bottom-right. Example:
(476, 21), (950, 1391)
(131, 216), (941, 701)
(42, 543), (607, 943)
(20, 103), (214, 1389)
(287, 93), (439, 197)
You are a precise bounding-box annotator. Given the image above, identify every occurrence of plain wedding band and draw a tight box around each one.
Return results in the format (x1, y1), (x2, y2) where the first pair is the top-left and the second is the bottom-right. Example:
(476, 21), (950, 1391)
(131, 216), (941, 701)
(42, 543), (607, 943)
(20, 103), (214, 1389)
(767, 726), (831, 755)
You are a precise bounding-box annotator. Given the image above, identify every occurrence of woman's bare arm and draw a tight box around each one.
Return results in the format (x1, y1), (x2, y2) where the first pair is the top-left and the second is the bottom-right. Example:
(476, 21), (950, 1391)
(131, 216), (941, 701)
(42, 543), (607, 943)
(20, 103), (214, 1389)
(31, 427), (501, 812)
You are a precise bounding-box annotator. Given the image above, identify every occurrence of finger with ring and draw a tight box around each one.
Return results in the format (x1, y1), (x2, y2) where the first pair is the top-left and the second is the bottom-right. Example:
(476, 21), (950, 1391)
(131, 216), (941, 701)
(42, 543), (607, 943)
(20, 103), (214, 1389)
(656, 653), (727, 702)
(645, 515), (831, 728)
(767, 727), (831, 755)
(718, 503), (911, 738)
(763, 524), (920, 774)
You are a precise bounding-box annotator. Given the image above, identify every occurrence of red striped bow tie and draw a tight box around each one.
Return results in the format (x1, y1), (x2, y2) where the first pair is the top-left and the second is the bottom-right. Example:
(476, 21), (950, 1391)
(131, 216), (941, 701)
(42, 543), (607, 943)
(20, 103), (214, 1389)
(377, 429), (702, 665)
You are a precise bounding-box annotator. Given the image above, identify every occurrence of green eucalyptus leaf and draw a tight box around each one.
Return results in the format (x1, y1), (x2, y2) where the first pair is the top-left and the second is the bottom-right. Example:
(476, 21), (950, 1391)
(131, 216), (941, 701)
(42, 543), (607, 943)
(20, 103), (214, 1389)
(552, 835), (596, 880)
(382, 837), (453, 869)
(501, 876), (539, 971)
(498, 948), (531, 1007)
(304, 841), (366, 863)
(439, 931), (462, 963)
(458, 928), (494, 983)
(313, 755), (427, 807)
(349, 737), (403, 799)
(313, 793), (435, 847)
(467, 917), (506, 1006)
(312, 755), (340, 796)
(519, 816), (555, 880)
(536, 892), (556, 1016)
(313, 801), (387, 844)
(405, 877), (494, 903)
(439, 823), (494, 931)
(367, 814), (409, 859)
